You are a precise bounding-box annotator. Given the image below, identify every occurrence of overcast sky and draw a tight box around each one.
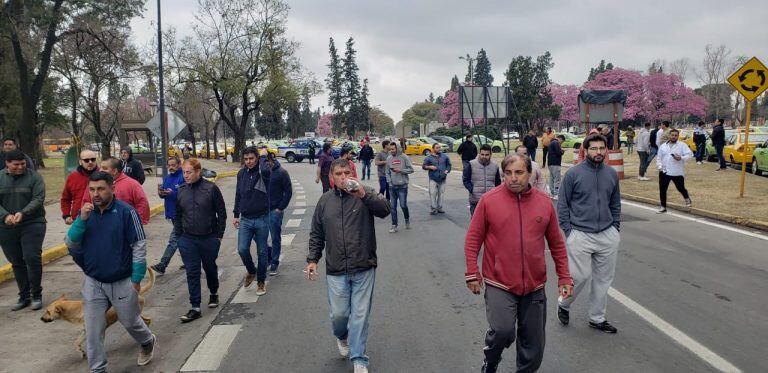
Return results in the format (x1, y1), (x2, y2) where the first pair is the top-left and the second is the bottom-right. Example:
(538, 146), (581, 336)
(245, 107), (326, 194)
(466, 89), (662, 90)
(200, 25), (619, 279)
(131, 0), (768, 123)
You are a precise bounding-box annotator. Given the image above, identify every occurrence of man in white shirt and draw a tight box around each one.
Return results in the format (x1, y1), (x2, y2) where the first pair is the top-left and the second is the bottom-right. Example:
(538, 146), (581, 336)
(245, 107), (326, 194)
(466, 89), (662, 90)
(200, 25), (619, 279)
(656, 128), (693, 213)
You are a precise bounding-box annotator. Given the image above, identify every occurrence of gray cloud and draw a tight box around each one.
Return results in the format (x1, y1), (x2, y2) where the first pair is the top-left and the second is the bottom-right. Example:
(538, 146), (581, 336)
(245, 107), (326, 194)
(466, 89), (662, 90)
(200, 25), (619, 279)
(132, 0), (768, 127)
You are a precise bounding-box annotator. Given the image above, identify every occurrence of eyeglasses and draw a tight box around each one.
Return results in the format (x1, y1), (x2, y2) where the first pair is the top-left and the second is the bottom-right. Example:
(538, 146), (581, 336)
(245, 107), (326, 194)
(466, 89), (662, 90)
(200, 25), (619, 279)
(588, 147), (607, 152)
(81, 158), (97, 163)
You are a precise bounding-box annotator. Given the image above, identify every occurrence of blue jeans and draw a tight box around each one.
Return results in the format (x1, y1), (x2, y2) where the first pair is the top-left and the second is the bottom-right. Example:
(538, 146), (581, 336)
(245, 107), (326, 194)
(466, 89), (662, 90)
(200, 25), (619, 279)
(715, 144), (726, 169)
(157, 220), (179, 270)
(237, 215), (270, 282)
(527, 148), (537, 162)
(648, 147), (658, 165)
(389, 185), (410, 226)
(361, 160), (372, 180)
(695, 143), (706, 162)
(267, 210), (284, 268)
(470, 201), (478, 216)
(178, 235), (220, 308)
(327, 268), (376, 366)
(378, 176), (390, 200)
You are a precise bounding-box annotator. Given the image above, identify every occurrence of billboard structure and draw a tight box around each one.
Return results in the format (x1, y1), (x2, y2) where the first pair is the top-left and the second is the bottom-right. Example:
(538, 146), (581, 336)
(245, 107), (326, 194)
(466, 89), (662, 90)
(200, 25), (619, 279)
(458, 85), (522, 155)
(578, 90), (627, 150)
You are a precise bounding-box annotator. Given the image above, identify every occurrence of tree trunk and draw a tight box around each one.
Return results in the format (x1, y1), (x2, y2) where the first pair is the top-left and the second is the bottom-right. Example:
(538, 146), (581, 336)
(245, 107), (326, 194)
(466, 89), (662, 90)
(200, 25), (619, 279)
(212, 123), (219, 158)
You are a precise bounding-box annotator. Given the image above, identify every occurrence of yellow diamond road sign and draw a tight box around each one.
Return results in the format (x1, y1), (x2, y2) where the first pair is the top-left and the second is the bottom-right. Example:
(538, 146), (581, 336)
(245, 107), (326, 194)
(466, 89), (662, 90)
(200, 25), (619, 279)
(728, 56), (768, 102)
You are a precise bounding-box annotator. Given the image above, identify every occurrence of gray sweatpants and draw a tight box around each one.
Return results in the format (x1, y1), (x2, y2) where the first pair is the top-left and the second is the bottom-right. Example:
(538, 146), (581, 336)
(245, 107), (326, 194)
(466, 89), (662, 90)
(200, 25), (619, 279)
(428, 179), (446, 211)
(558, 227), (620, 323)
(483, 286), (546, 372)
(82, 275), (153, 373)
(548, 165), (561, 197)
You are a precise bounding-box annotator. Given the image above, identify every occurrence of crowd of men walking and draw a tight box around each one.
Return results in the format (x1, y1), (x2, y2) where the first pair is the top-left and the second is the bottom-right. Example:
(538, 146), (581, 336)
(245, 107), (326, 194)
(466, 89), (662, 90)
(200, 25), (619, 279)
(0, 118), (727, 372)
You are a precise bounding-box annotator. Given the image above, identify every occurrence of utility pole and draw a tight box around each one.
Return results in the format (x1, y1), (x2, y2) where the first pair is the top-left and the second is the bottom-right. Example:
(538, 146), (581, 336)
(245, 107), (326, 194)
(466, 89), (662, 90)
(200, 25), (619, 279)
(459, 54), (476, 84)
(157, 0), (168, 178)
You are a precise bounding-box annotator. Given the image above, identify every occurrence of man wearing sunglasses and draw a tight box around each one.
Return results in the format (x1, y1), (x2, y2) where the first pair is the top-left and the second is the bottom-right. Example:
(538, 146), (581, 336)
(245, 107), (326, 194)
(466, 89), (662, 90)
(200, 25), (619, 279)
(60, 150), (99, 224)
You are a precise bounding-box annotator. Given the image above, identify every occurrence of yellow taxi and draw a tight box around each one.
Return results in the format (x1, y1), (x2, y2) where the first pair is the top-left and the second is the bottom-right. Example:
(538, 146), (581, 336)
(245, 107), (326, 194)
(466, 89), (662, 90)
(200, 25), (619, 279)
(724, 132), (768, 166)
(403, 138), (434, 156)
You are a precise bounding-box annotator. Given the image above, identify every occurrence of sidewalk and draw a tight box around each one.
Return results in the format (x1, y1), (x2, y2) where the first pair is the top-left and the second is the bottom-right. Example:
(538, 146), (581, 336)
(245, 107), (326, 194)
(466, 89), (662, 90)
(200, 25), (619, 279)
(0, 159), (240, 270)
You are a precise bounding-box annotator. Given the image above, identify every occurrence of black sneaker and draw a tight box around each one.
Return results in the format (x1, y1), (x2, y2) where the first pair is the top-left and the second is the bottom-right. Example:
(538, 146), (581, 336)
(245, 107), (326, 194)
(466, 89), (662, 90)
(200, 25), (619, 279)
(180, 309), (202, 323)
(481, 359), (499, 373)
(429, 210), (437, 215)
(11, 298), (30, 311)
(588, 320), (618, 334)
(557, 306), (569, 325)
(150, 264), (166, 276)
(208, 294), (219, 308)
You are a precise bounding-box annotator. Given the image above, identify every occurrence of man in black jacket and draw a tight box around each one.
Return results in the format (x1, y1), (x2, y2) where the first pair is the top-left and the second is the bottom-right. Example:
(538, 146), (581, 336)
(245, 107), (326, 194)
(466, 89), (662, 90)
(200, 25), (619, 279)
(174, 158), (227, 323)
(523, 130), (539, 162)
(358, 140), (375, 180)
(548, 135), (565, 198)
(120, 147), (145, 185)
(457, 135), (478, 170)
(0, 138), (35, 171)
(305, 158), (390, 373)
(265, 153), (292, 275)
(233, 146), (272, 295)
(648, 122), (661, 164)
(711, 119), (727, 171)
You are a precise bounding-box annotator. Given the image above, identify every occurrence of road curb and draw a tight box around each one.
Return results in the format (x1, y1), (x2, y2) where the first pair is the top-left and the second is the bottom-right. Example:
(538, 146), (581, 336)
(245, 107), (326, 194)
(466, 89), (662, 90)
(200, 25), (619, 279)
(0, 170), (240, 285)
(621, 193), (768, 232)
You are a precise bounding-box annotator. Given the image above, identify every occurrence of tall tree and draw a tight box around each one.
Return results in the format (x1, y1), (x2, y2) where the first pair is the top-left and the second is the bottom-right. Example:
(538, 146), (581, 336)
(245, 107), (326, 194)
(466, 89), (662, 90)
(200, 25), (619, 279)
(505, 51), (556, 130)
(368, 106), (393, 135)
(587, 59), (614, 81)
(450, 75), (460, 91)
(326, 37), (344, 133)
(175, 0), (295, 161)
(360, 78), (371, 134)
(342, 37), (362, 135)
(473, 48), (494, 87)
(695, 44), (732, 119)
(1, 0), (143, 165)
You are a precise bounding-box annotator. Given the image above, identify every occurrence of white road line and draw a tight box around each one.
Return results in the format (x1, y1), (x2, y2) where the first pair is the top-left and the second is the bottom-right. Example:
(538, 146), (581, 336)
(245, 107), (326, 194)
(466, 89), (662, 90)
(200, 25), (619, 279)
(622, 200), (768, 241)
(294, 201), (307, 207)
(411, 184), (429, 192)
(292, 209), (306, 215)
(296, 195), (306, 200)
(281, 233), (295, 246)
(231, 286), (262, 304)
(180, 324), (242, 371)
(608, 288), (742, 373)
(286, 219), (301, 228)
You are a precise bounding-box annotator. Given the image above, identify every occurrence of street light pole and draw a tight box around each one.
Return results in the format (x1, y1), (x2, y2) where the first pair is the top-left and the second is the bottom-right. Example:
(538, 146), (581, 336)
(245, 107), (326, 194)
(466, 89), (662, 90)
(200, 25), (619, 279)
(459, 54), (475, 84)
(157, 0), (168, 178)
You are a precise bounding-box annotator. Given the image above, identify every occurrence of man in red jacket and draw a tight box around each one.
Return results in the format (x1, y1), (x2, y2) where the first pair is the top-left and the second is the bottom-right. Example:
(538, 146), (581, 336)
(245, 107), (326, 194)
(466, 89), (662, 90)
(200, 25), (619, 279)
(60, 150), (99, 224)
(82, 157), (150, 224)
(464, 154), (573, 373)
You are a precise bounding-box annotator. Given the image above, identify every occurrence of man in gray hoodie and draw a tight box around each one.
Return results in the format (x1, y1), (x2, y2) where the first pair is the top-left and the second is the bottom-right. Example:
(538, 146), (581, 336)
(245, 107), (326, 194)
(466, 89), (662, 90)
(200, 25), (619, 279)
(385, 142), (414, 233)
(556, 133), (621, 334)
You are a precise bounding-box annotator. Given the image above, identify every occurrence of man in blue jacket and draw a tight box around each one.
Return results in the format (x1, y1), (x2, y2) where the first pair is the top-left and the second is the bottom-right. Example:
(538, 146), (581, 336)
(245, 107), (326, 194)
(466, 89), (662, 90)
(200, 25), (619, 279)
(65, 171), (156, 372)
(151, 157), (185, 275)
(422, 143), (452, 215)
(265, 153), (292, 275)
(233, 146), (272, 295)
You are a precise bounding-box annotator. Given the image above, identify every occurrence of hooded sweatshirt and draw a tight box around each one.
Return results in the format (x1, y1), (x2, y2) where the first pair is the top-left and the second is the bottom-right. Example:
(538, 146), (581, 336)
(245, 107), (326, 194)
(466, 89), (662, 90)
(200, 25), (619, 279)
(267, 159), (293, 211)
(82, 172), (150, 224)
(385, 143), (414, 187)
(61, 166), (95, 219)
(121, 147), (145, 185)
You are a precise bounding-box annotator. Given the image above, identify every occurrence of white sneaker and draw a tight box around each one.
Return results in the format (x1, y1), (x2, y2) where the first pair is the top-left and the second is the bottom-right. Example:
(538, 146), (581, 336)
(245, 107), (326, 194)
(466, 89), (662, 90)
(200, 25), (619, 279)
(388, 226), (398, 233)
(336, 339), (350, 357)
(354, 363), (369, 373)
(656, 207), (667, 214)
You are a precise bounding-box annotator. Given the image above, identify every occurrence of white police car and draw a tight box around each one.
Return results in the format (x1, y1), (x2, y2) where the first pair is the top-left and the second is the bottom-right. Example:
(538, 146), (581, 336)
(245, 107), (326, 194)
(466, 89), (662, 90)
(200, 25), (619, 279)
(278, 139), (321, 163)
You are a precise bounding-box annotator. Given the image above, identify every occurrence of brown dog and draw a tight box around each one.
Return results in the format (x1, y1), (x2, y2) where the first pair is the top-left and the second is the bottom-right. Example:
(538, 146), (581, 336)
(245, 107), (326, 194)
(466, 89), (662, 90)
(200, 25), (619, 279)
(40, 268), (156, 358)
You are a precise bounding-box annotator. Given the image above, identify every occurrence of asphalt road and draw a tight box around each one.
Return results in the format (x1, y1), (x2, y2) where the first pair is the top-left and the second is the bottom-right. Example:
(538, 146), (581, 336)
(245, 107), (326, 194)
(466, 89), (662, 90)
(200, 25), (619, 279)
(3, 160), (765, 372)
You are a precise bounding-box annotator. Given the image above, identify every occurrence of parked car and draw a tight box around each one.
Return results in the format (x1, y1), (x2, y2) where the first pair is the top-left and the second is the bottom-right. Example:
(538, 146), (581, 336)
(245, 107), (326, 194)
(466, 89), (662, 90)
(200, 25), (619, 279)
(706, 129), (736, 162)
(403, 138), (434, 156)
(557, 132), (586, 149)
(502, 132), (520, 140)
(416, 136), (449, 152)
(278, 139), (321, 163)
(724, 132), (768, 170)
(472, 135), (506, 153)
(429, 135), (457, 152)
(752, 140), (768, 176)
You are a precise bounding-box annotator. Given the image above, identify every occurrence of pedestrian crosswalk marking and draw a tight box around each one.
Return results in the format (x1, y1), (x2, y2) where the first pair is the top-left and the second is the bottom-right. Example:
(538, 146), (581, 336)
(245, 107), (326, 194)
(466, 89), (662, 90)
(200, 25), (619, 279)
(180, 324), (241, 371)
(281, 233), (295, 246)
(292, 209), (305, 215)
(294, 201), (306, 207)
(231, 286), (262, 304)
(286, 219), (301, 228)
(296, 195), (306, 200)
